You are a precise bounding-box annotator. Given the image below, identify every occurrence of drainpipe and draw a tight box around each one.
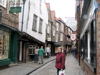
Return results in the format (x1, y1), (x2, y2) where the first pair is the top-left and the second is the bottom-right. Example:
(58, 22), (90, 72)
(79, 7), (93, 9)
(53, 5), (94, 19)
(21, 0), (26, 33)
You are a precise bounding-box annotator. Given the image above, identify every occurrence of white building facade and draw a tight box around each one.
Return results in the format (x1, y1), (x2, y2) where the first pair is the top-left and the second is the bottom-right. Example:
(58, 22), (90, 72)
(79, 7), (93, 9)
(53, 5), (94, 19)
(19, 0), (48, 43)
(18, 0), (48, 62)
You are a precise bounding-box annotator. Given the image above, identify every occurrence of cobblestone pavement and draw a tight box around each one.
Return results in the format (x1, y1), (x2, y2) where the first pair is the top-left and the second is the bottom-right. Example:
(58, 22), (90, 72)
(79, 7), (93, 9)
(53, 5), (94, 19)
(0, 56), (55, 75)
(29, 54), (84, 75)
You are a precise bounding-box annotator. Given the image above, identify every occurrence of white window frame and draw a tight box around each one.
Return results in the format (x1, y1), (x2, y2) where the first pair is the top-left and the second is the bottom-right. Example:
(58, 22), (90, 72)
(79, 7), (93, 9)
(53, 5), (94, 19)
(39, 0), (42, 14)
(28, 45), (35, 55)
(60, 33), (63, 41)
(47, 25), (50, 34)
(0, 0), (7, 7)
(56, 34), (58, 42)
(56, 23), (59, 31)
(38, 18), (43, 33)
(61, 23), (64, 32)
(32, 14), (38, 31)
(10, 0), (18, 7)
(53, 29), (55, 36)
(87, 31), (90, 63)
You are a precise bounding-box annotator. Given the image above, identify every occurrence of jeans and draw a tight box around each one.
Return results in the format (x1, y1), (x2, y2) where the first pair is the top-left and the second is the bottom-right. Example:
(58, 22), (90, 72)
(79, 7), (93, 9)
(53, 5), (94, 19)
(34, 54), (38, 61)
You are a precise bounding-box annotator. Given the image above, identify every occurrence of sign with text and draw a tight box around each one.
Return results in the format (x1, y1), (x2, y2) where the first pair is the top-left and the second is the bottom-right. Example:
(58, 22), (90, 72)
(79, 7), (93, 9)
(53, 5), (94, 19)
(71, 33), (76, 41)
(9, 7), (21, 13)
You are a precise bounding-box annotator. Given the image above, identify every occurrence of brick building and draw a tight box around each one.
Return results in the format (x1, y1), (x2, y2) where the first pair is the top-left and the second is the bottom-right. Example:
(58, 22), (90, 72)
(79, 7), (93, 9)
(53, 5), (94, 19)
(0, 0), (19, 66)
(55, 18), (73, 53)
(76, 0), (100, 75)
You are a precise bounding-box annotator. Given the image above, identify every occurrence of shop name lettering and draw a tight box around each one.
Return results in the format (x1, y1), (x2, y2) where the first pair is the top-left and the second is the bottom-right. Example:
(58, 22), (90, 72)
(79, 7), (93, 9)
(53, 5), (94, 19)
(11, 8), (20, 12)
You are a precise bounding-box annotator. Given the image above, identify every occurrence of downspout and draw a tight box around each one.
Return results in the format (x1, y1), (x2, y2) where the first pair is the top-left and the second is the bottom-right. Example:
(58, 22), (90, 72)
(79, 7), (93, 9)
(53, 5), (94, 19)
(26, 0), (30, 32)
(51, 21), (53, 55)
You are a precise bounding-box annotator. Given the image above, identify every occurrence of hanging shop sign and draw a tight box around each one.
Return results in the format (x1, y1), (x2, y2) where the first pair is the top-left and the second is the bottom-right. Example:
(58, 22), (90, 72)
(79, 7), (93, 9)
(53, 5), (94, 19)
(9, 7), (21, 13)
(70, 33), (76, 41)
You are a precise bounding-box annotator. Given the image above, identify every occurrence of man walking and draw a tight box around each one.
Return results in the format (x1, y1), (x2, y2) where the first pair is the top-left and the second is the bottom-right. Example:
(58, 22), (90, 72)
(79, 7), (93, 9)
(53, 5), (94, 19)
(38, 46), (44, 64)
(45, 46), (51, 58)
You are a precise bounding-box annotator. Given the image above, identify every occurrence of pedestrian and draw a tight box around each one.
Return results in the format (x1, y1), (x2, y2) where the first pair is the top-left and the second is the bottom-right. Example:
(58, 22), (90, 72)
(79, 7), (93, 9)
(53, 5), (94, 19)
(34, 46), (39, 63)
(64, 49), (67, 55)
(55, 47), (66, 75)
(38, 46), (44, 64)
(45, 46), (51, 58)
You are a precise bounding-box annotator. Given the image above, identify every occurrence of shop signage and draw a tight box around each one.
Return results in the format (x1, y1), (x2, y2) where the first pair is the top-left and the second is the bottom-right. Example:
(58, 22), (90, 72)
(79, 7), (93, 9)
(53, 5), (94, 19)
(9, 7), (21, 13)
(47, 38), (51, 41)
(71, 33), (76, 41)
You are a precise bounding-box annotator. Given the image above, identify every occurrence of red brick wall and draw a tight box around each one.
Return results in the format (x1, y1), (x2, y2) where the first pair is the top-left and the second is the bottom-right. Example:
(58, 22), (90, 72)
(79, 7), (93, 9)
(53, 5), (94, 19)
(96, 0), (100, 74)
(80, 59), (95, 75)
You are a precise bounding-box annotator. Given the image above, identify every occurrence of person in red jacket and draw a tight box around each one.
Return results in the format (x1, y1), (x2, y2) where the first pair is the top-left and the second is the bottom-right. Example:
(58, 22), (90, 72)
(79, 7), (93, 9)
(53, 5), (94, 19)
(55, 47), (66, 75)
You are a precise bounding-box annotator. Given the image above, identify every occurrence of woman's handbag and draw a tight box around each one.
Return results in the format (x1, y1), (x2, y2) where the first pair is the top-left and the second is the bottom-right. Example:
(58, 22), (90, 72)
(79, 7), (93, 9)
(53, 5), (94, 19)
(59, 70), (66, 75)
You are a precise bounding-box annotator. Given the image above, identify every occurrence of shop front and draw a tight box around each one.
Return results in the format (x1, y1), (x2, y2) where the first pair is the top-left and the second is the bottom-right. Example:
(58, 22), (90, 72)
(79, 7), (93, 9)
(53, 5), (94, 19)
(0, 25), (18, 66)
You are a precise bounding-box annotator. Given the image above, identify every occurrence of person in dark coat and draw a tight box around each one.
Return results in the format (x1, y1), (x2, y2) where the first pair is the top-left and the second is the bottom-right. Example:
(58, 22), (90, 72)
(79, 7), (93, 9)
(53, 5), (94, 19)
(55, 47), (66, 75)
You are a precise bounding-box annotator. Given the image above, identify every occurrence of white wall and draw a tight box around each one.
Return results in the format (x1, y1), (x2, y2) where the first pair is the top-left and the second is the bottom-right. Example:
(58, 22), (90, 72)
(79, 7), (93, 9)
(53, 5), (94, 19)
(19, 0), (48, 43)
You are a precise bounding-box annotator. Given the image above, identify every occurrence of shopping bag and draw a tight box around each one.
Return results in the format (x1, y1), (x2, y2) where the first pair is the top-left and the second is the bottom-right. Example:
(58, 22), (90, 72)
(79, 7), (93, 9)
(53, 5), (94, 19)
(59, 70), (66, 75)
(45, 53), (47, 56)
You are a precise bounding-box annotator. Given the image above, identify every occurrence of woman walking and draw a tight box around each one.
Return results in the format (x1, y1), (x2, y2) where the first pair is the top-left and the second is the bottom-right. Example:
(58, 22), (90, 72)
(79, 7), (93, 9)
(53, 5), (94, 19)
(55, 47), (66, 75)
(34, 46), (39, 63)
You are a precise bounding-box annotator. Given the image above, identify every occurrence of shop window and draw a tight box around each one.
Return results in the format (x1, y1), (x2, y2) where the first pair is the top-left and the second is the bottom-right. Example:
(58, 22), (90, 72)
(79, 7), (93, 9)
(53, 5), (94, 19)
(80, 18), (96, 72)
(28, 45), (35, 55)
(87, 31), (90, 63)
(0, 30), (10, 60)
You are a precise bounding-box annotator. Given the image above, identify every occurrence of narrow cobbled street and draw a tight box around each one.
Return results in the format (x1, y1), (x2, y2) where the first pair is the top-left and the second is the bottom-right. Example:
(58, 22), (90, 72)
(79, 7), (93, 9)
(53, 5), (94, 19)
(30, 54), (84, 75)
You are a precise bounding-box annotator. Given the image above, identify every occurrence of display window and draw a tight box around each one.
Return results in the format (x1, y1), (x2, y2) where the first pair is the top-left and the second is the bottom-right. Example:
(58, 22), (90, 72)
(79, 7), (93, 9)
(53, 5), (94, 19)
(0, 30), (10, 60)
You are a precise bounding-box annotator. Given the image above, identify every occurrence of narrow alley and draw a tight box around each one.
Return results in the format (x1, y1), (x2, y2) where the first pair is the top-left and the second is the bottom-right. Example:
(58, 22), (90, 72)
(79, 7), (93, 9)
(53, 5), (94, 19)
(29, 54), (84, 75)
(0, 0), (100, 75)
(0, 54), (84, 75)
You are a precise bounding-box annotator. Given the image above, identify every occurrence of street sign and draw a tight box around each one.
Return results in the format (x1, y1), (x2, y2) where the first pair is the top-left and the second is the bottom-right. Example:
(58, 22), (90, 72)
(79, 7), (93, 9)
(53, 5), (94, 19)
(71, 33), (76, 41)
(66, 19), (77, 26)
(9, 7), (21, 13)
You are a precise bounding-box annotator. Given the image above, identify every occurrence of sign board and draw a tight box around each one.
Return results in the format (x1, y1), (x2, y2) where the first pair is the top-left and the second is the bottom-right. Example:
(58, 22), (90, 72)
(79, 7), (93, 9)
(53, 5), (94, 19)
(47, 38), (51, 41)
(66, 19), (77, 26)
(70, 33), (76, 41)
(9, 7), (21, 13)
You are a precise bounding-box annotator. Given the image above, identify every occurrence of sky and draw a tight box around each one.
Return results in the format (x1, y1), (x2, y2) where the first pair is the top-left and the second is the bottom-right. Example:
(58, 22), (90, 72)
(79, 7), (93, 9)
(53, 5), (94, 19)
(45, 0), (77, 31)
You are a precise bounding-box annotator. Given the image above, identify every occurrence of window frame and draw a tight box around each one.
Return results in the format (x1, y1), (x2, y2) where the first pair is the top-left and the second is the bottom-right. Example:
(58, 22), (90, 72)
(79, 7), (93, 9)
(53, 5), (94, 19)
(47, 25), (50, 34)
(38, 18), (43, 33)
(0, 30), (10, 60)
(32, 14), (38, 32)
(0, 0), (6, 7)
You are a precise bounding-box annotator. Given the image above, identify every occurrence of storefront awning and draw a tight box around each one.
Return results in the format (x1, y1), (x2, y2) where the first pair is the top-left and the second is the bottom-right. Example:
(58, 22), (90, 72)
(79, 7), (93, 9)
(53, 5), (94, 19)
(0, 23), (19, 32)
(54, 42), (62, 47)
(18, 32), (45, 45)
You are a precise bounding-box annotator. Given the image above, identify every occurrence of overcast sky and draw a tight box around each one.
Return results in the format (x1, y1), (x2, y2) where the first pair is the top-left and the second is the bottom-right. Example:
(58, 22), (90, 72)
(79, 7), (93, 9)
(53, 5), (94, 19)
(45, 0), (77, 31)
